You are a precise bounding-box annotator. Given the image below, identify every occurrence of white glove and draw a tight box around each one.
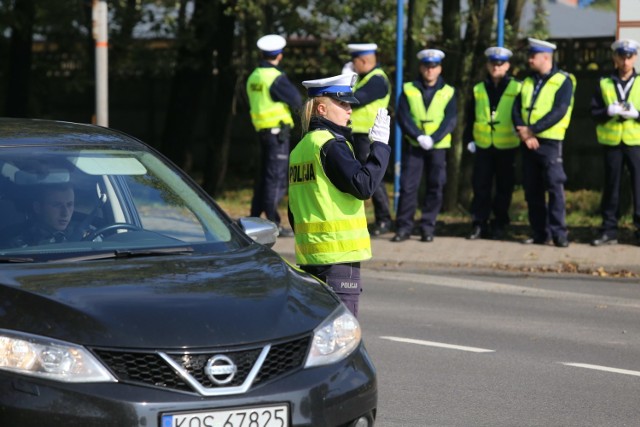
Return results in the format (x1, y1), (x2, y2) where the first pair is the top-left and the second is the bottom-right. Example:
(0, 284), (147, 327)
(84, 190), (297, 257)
(607, 102), (625, 117)
(620, 103), (640, 119)
(467, 141), (476, 153)
(417, 135), (433, 150)
(368, 108), (391, 144)
(341, 61), (355, 74)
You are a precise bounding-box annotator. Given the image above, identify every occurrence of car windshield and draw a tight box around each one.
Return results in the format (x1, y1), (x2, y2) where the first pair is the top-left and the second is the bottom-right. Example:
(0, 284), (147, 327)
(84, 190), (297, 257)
(0, 146), (244, 261)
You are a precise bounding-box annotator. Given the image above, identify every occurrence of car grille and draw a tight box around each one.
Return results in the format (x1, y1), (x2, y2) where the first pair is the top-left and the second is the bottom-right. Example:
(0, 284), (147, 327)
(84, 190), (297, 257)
(92, 336), (310, 395)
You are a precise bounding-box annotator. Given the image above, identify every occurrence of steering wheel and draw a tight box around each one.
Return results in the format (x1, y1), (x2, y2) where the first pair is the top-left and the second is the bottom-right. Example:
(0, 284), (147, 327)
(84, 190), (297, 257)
(82, 223), (142, 241)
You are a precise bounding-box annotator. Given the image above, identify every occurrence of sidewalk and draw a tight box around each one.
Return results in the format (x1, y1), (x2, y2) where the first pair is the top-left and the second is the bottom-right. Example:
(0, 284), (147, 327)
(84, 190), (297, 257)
(272, 231), (640, 277)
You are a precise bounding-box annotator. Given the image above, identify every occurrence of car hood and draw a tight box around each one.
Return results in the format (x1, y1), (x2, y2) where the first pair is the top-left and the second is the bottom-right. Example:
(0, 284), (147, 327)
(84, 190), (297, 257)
(0, 245), (338, 349)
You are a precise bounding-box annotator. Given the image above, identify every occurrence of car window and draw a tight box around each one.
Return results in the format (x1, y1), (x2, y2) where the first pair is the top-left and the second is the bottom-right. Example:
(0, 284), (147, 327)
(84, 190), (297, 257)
(0, 146), (242, 260)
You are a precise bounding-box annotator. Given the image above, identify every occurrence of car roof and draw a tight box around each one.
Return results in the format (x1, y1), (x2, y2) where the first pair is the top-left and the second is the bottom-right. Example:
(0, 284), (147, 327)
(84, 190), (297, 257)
(0, 118), (143, 148)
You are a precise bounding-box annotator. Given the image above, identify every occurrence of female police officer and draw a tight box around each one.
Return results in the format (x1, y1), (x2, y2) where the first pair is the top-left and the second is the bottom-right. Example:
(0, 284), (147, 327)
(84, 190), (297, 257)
(287, 73), (391, 317)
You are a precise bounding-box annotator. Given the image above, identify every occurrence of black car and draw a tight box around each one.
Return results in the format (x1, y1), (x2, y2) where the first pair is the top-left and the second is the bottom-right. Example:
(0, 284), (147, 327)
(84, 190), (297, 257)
(0, 118), (376, 427)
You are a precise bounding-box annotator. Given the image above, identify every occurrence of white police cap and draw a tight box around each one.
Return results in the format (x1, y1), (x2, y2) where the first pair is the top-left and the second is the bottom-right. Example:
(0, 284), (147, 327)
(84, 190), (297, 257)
(611, 39), (640, 56)
(347, 43), (378, 57)
(301, 73), (360, 104)
(484, 46), (513, 62)
(417, 49), (445, 65)
(528, 38), (556, 53)
(257, 34), (286, 55)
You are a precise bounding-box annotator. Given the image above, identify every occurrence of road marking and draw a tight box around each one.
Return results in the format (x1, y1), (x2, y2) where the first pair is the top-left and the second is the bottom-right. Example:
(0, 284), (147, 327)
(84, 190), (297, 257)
(561, 363), (640, 377)
(380, 336), (495, 353)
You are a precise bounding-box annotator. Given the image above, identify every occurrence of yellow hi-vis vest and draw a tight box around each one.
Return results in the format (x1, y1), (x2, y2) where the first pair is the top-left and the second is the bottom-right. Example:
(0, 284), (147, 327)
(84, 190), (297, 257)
(472, 79), (522, 149)
(350, 68), (391, 133)
(520, 72), (576, 140)
(246, 67), (295, 130)
(596, 78), (640, 146)
(288, 130), (371, 265)
(403, 82), (455, 149)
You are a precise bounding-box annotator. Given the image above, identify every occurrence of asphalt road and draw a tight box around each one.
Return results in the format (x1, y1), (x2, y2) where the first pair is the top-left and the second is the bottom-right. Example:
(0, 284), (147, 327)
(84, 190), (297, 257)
(359, 269), (640, 427)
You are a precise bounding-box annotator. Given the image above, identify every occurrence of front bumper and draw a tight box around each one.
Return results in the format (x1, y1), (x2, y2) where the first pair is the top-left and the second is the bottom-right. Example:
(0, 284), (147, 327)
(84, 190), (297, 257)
(0, 344), (376, 427)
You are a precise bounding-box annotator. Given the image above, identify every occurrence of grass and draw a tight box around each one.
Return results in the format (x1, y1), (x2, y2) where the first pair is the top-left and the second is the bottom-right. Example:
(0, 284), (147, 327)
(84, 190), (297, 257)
(214, 183), (638, 245)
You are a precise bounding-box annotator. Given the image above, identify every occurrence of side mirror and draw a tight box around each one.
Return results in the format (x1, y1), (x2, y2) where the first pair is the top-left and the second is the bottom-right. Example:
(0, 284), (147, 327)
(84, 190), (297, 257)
(238, 217), (278, 248)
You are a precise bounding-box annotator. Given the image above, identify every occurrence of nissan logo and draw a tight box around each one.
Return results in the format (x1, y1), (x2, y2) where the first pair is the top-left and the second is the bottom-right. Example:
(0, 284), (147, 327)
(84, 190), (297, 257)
(204, 355), (237, 385)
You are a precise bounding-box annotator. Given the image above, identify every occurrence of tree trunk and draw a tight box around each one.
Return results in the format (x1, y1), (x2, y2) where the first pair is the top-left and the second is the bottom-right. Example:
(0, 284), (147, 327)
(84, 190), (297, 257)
(202, 3), (237, 196)
(160, 0), (217, 169)
(5, 0), (35, 118)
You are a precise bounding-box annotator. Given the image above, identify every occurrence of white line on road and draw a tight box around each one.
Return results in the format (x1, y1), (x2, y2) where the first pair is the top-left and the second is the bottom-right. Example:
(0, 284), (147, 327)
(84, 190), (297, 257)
(561, 363), (640, 377)
(380, 336), (495, 353)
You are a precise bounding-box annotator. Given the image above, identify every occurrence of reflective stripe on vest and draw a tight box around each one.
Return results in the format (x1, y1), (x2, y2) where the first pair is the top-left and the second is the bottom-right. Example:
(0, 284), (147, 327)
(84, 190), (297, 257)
(472, 79), (522, 149)
(403, 82), (454, 149)
(288, 130), (371, 265)
(246, 68), (294, 130)
(520, 72), (576, 140)
(350, 68), (391, 133)
(596, 78), (640, 146)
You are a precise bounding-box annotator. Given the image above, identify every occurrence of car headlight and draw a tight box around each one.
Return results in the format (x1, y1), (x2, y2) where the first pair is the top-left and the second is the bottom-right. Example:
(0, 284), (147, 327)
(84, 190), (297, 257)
(0, 329), (115, 383)
(304, 306), (362, 368)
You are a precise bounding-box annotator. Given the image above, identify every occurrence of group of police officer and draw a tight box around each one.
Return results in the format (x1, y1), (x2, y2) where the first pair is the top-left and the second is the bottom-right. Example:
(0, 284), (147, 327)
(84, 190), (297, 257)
(246, 34), (640, 250)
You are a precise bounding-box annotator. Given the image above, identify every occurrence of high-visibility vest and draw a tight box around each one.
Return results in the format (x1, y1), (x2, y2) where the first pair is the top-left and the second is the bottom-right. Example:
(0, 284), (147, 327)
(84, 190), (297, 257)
(596, 77), (640, 146)
(520, 72), (576, 140)
(472, 79), (522, 149)
(246, 67), (294, 130)
(402, 82), (455, 149)
(288, 130), (371, 265)
(350, 68), (391, 133)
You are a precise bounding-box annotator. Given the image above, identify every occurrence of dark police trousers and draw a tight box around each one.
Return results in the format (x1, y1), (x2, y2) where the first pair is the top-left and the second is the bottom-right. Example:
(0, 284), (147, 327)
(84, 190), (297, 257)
(395, 145), (447, 235)
(352, 134), (392, 224)
(301, 263), (362, 318)
(521, 139), (568, 240)
(251, 129), (289, 225)
(599, 144), (640, 235)
(470, 146), (517, 228)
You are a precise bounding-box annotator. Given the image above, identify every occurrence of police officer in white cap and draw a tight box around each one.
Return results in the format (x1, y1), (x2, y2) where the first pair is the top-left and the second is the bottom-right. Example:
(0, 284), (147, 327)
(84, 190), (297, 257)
(590, 39), (640, 246)
(392, 48), (457, 243)
(288, 73), (391, 317)
(246, 34), (302, 237)
(342, 43), (393, 236)
(513, 38), (576, 248)
(464, 46), (522, 241)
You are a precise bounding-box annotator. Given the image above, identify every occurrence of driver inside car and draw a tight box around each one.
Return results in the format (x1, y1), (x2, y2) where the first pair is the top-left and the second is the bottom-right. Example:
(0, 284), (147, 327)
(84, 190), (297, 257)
(10, 183), (99, 247)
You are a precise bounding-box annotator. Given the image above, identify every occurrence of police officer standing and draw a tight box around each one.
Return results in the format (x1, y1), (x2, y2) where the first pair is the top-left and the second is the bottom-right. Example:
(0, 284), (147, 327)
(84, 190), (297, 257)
(342, 43), (393, 236)
(513, 38), (575, 248)
(391, 49), (457, 243)
(288, 73), (391, 317)
(590, 39), (640, 246)
(465, 47), (522, 240)
(246, 34), (302, 237)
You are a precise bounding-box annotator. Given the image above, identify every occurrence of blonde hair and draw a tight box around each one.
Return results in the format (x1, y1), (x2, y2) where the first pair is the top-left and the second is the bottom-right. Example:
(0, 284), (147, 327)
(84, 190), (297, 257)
(300, 96), (331, 134)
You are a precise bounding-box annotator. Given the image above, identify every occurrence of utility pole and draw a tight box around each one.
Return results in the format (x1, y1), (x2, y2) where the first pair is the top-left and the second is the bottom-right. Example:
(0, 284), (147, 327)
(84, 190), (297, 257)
(92, 0), (108, 127)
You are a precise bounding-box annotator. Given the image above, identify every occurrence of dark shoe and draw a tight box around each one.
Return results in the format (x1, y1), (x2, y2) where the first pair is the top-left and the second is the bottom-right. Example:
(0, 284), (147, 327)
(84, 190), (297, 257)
(466, 225), (482, 240)
(591, 233), (617, 247)
(522, 236), (550, 245)
(553, 235), (570, 248)
(277, 226), (294, 238)
(369, 221), (391, 236)
(391, 232), (410, 242)
(420, 230), (434, 242)
(491, 226), (506, 240)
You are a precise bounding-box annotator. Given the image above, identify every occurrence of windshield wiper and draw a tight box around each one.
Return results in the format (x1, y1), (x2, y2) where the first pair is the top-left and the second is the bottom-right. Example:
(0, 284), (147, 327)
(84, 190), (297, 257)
(52, 247), (194, 262)
(0, 256), (34, 263)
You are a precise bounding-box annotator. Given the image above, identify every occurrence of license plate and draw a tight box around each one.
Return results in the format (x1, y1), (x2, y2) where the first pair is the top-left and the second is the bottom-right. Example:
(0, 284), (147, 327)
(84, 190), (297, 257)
(161, 404), (289, 427)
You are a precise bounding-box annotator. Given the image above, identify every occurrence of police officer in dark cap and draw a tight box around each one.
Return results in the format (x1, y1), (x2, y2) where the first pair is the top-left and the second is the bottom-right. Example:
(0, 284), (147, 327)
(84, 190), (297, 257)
(465, 46), (522, 241)
(392, 49), (457, 243)
(513, 38), (576, 248)
(246, 34), (302, 237)
(590, 39), (640, 246)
